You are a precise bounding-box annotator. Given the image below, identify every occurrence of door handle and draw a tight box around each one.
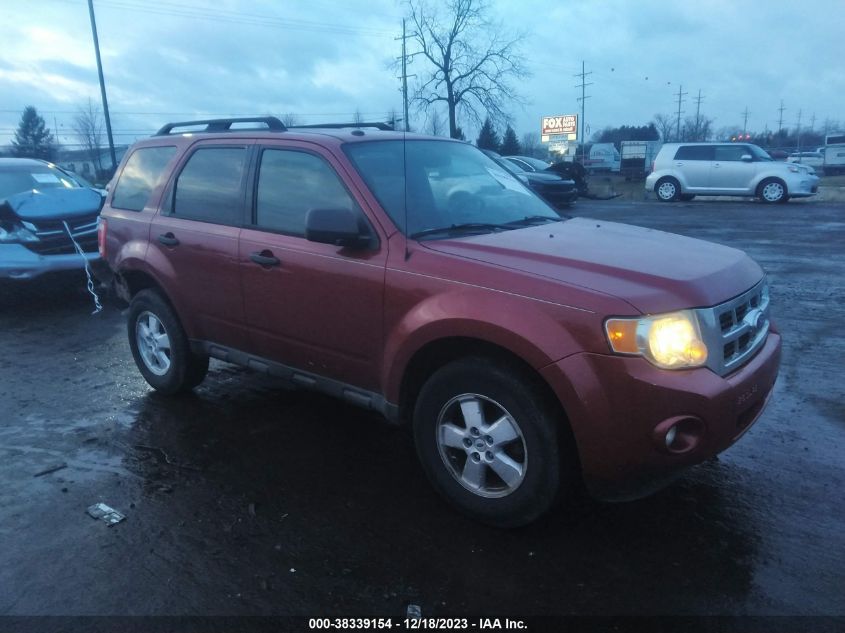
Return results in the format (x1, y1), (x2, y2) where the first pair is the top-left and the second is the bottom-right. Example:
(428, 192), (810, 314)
(675, 162), (684, 166)
(158, 232), (179, 246)
(250, 250), (280, 267)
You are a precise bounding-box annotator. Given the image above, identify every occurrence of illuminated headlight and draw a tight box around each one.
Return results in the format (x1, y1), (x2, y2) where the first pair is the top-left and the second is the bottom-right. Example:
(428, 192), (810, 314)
(605, 310), (708, 369)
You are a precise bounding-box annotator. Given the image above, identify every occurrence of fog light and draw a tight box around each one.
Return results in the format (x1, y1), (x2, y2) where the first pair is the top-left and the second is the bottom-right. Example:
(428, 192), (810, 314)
(665, 425), (677, 448)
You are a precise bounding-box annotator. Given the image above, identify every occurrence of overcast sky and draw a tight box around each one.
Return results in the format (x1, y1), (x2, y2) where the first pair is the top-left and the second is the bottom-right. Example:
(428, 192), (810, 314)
(1, 0), (842, 150)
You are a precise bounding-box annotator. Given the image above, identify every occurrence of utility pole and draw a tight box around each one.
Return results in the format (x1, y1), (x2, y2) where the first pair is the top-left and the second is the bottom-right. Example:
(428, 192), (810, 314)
(777, 100), (786, 140)
(394, 19), (413, 132)
(810, 112), (816, 132)
(693, 89), (704, 140)
(741, 106), (750, 136)
(573, 60), (592, 163)
(796, 109), (802, 153)
(87, 0), (116, 172)
(674, 85), (687, 141)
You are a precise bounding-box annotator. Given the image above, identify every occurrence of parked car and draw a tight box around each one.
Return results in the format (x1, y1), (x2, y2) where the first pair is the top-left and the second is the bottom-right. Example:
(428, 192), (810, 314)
(483, 150), (577, 209)
(646, 142), (819, 203)
(0, 158), (104, 280)
(787, 151), (824, 168)
(100, 118), (781, 526)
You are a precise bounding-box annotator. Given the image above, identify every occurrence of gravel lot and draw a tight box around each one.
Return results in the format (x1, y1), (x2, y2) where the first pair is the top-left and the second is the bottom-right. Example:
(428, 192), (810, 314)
(0, 198), (843, 623)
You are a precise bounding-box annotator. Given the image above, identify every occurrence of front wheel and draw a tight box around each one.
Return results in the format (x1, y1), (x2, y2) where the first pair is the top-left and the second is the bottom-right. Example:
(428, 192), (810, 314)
(757, 178), (788, 203)
(413, 357), (569, 527)
(128, 289), (209, 394)
(655, 177), (681, 202)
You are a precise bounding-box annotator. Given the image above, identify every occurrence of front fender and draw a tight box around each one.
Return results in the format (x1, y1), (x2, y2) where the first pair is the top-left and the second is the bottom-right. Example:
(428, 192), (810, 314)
(381, 286), (594, 403)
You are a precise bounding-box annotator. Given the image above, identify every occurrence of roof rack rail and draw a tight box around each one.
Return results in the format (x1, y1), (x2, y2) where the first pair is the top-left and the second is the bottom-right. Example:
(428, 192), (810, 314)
(155, 117), (286, 136)
(289, 122), (395, 131)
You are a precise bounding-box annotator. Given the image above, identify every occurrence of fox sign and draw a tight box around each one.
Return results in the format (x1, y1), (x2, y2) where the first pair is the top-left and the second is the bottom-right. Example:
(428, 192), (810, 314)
(542, 114), (578, 136)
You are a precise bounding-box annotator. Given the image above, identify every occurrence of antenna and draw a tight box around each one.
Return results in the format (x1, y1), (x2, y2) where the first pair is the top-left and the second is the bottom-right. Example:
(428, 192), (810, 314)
(403, 123), (410, 261)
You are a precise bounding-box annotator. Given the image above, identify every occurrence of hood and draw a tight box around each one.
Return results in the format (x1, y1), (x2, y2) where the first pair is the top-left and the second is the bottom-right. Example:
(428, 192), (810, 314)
(0, 188), (104, 221)
(423, 217), (763, 314)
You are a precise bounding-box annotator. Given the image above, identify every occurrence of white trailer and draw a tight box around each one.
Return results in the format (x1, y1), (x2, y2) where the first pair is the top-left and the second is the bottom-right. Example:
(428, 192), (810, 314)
(821, 133), (845, 175)
(620, 140), (662, 180)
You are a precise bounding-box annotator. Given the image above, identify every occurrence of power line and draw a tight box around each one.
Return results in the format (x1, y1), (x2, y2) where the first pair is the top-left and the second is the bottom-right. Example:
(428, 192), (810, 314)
(777, 100), (786, 136)
(574, 61), (592, 160)
(47, 0), (395, 37)
(674, 85), (687, 141)
(395, 19), (416, 132)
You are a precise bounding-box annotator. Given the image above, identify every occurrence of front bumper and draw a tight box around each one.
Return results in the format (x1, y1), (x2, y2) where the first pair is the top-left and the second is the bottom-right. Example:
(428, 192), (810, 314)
(787, 174), (820, 198)
(541, 331), (782, 500)
(0, 243), (100, 280)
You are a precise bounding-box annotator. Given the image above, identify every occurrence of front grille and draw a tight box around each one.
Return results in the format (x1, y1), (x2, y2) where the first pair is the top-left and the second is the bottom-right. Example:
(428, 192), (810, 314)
(697, 279), (770, 377)
(22, 214), (99, 256)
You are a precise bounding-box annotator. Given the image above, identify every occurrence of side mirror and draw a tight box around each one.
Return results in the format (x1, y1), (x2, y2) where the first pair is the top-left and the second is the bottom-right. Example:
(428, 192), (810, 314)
(741, 154), (753, 162)
(305, 208), (370, 249)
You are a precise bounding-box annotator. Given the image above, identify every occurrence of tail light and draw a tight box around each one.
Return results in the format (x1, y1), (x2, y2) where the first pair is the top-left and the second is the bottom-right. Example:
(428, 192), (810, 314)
(98, 217), (107, 258)
(650, 160), (655, 173)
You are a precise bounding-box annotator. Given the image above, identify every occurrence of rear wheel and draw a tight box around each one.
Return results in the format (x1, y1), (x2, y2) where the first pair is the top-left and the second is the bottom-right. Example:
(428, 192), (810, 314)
(128, 289), (208, 394)
(655, 177), (681, 202)
(757, 178), (788, 203)
(413, 357), (570, 527)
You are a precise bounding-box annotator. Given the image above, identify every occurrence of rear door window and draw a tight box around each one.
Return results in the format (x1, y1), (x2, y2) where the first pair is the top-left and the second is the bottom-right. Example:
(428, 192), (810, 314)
(170, 147), (247, 225)
(111, 146), (177, 211)
(714, 145), (750, 161)
(674, 145), (714, 161)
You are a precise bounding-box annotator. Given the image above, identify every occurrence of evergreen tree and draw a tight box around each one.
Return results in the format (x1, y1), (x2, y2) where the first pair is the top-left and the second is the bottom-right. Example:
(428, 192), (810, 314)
(476, 117), (500, 151)
(500, 125), (521, 155)
(12, 106), (55, 160)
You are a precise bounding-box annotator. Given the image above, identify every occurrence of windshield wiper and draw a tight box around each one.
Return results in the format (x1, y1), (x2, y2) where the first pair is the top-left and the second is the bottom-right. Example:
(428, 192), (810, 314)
(505, 215), (562, 226)
(409, 222), (515, 240)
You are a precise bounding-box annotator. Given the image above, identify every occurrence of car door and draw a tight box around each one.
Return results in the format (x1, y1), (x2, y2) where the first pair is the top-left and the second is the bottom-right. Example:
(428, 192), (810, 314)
(712, 144), (757, 193)
(150, 140), (252, 350)
(238, 143), (387, 392)
(672, 145), (714, 190)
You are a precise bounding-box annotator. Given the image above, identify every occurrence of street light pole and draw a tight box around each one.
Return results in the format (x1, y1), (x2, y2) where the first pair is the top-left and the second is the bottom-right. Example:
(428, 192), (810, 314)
(87, 0), (117, 172)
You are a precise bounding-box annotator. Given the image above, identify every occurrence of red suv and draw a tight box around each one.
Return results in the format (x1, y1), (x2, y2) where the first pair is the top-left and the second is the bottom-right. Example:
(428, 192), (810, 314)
(99, 117), (781, 526)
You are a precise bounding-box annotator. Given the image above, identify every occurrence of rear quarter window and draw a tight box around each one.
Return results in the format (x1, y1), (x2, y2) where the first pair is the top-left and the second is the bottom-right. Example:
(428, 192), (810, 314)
(111, 146), (177, 211)
(673, 146), (714, 161)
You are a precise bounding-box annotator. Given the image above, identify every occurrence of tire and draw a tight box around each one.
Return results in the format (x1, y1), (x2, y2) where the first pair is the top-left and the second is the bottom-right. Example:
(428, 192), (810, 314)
(412, 357), (570, 527)
(655, 177), (681, 202)
(680, 194), (696, 201)
(127, 289), (209, 394)
(757, 178), (788, 204)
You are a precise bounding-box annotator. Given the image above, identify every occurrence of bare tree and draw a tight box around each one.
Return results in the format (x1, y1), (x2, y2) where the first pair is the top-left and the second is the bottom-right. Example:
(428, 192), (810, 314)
(407, 0), (529, 139)
(73, 98), (105, 174)
(682, 115), (714, 142)
(652, 113), (675, 142)
(426, 108), (446, 136)
(352, 108), (363, 125)
(281, 112), (300, 127)
(521, 132), (541, 157)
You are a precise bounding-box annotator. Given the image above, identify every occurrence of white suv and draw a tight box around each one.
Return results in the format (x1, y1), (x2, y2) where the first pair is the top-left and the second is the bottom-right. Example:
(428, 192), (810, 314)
(646, 143), (819, 203)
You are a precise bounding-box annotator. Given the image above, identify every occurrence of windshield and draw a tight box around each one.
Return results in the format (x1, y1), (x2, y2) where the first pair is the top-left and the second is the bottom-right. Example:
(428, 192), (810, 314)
(344, 140), (558, 237)
(0, 163), (81, 199)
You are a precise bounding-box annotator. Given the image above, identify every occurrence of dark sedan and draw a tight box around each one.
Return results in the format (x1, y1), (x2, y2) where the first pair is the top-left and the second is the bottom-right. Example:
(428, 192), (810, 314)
(483, 151), (577, 210)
